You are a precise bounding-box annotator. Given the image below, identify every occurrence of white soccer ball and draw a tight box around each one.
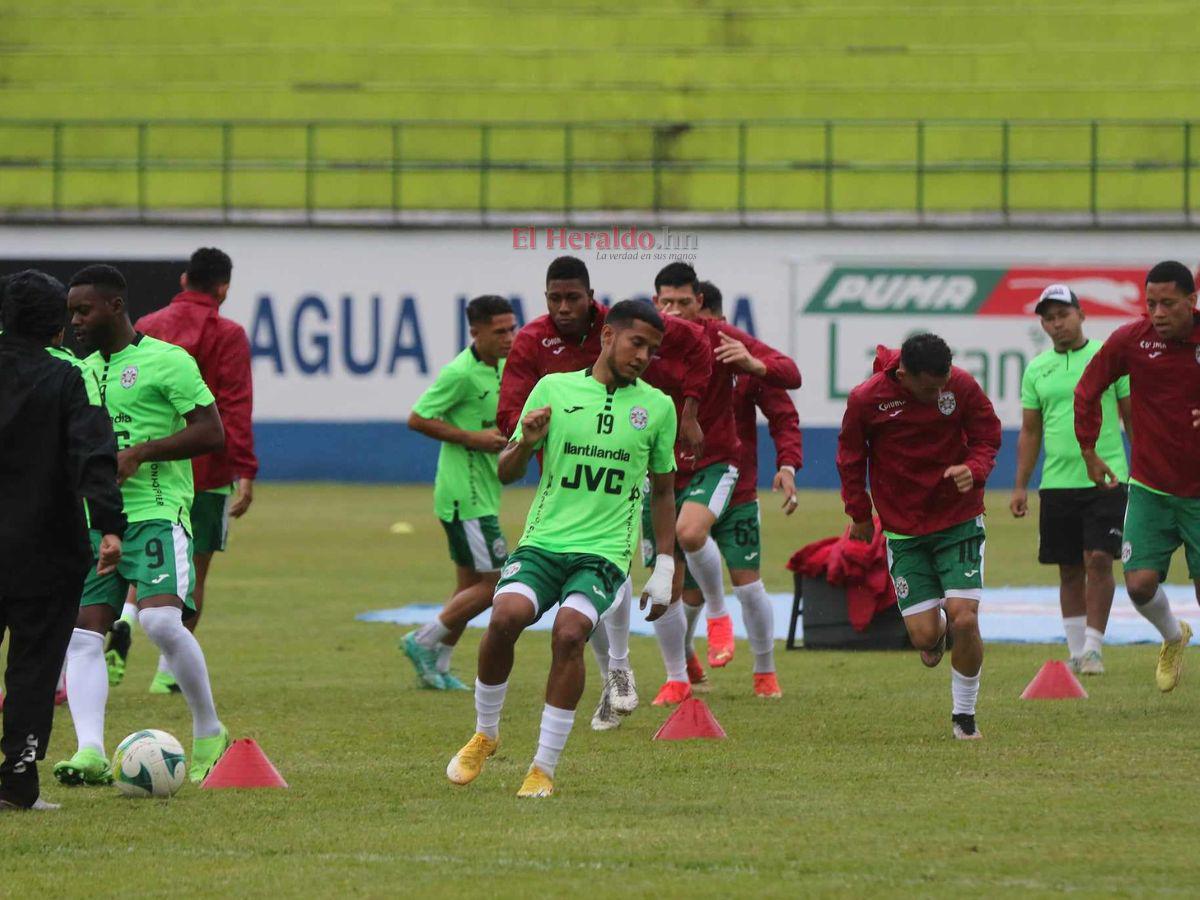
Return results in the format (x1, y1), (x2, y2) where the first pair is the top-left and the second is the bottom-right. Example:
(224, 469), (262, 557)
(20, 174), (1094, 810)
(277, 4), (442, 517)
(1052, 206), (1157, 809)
(112, 729), (187, 799)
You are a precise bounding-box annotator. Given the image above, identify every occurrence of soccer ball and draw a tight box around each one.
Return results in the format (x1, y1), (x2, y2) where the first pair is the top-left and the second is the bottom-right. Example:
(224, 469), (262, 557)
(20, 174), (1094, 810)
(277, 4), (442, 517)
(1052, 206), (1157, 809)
(112, 729), (187, 799)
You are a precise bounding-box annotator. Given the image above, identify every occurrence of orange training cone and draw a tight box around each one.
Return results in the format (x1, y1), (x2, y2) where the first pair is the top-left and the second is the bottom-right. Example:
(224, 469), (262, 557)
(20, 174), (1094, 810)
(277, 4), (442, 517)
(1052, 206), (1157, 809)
(653, 697), (727, 740)
(1020, 660), (1088, 700)
(200, 738), (289, 789)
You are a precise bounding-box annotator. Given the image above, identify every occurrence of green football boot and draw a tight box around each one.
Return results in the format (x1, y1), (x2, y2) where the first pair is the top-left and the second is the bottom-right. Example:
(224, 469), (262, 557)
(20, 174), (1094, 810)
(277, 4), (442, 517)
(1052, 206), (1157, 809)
(105, 619), (132, 686)
(402, 631), (445, 689)
(439, 672), (471, 692)
(53, 748), (113, 786)
(148, 671), (181, 695)
(189, 725), (231, 784)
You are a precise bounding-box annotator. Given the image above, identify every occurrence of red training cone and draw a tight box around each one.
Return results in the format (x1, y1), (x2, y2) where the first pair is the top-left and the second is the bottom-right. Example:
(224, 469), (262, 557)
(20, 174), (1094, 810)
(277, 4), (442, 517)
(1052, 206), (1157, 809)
(1020, 660), (1088, 700)
(200, 738), (289, 789)
(653, 698), (727, 740)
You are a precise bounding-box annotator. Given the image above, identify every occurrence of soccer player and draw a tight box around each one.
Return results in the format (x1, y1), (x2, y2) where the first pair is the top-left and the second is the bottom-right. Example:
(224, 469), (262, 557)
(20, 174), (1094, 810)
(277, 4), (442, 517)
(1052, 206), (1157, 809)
(497, 256), (710, 731)
(54, 265), (231, 786)
(674, 279), (802, 698)
(446, 300), (677, 798)
(650, 262), (801, 706)
(838, 334), (1001, 740)
(402, 295), (517, 690)
(1075, 260), (1200, 692)
(1011, 284), (1131, 675)
(122, 247), (259, 694)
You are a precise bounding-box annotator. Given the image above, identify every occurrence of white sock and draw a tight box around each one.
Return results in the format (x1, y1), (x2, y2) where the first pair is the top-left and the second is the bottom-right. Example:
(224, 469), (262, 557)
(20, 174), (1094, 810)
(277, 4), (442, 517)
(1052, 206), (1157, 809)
(607, 578), (632, 672)
(652, 601), (688, 683)
(683, 602), (702, 656)
(474, 679), (507, 739)
(685, 537), (728, 619)
(65, 629), (107, 755)
(416, 616), (450, 649)
(1062, 614), (1086, 658)
(138, 607), (221, 739)
(119, 600), (138, 625)
(532, 704), (575, 778)
(589, 620), (611, 681)
(735, 580), (776, 674)
(157, 654), (172, 675)
(951, 666), (981, 716)
(1083, 626), (1104, 657)
(436, 642), (454, 674)
(1135, 587), (1182, 642)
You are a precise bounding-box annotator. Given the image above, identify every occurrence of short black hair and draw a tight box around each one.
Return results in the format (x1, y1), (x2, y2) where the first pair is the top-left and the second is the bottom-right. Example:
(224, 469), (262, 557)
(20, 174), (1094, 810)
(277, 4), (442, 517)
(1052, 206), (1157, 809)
(466, 294), (513, 325)
(186, 247), (233, 293)
(546, 256), (590, 290)
(0, 269), (67, 341)
(68, 264), (127, 298)
(1145, 260), (1196, 296)
(900, 332), (953, 377)
(606, 299), (664, 333)
(697, 280), (723, 314)
(654, 261), (699, 293)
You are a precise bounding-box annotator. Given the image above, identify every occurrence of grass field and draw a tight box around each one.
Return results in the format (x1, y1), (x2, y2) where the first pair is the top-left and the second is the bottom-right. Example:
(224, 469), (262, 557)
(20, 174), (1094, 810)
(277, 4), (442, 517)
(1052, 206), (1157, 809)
(5, 485), (1199, 897)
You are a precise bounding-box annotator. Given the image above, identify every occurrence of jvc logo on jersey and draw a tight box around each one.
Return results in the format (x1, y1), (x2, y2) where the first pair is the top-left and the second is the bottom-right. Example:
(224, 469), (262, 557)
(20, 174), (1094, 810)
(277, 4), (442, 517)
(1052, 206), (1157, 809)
(561, 463), (626, 495)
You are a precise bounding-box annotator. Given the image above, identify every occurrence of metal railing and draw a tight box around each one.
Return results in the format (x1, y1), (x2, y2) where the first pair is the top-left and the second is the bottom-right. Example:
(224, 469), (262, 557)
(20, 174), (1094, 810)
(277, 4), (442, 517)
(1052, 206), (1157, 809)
(0, 118), (1197, 225)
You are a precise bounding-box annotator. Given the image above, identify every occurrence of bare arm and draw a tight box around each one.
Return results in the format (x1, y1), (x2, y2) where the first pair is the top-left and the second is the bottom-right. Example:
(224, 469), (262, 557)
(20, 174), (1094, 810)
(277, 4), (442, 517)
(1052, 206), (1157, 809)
(117, 403), (224, 484)
(408, 411), (507, 452)
(1010, 408), (1043, 518)
(496, 405), (551, 484)
(639, 470), (677, 622)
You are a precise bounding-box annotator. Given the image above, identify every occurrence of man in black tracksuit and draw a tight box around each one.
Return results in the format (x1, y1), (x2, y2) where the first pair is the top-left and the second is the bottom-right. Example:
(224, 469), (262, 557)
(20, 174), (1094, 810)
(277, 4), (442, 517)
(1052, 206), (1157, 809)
(0, 270), (125, 810)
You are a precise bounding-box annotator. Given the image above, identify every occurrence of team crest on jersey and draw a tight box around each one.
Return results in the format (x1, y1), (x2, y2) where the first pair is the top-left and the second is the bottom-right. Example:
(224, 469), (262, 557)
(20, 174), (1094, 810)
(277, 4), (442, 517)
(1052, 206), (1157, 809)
(894, 576), (909, 600)
(492, 537), (508, 560)
(629, 406), (649, 430)
(937, 391), (956, 416)
(1122, 541), (1132, 563)
(501, 561), (521, 579)
(120, 366), (138, 388)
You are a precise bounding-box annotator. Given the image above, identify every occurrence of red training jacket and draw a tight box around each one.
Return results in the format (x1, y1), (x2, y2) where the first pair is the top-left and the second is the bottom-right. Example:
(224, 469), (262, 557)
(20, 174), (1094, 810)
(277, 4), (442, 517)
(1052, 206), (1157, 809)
(496, 301), (711, 437)
(837, 345), (1001, 536)
(678, 319), (801, 483)
(731, 372), (804, 507)
(1075, 313), (1200, 497)
(135, 291), (258, 492)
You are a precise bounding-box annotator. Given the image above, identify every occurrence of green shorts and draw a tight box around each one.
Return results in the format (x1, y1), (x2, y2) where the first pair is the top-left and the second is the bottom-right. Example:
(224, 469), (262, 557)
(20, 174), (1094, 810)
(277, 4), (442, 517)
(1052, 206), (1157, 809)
(1122, 483), (1200, 580)
(494, 545), (627, 627)
(81, 521), (197, 615)
(680, 500), (762, 589)
(191, 490), (231, 555)
(885, 516), (985, 616)
(639, 463), (740, 566)
(440, 515), (508, 573)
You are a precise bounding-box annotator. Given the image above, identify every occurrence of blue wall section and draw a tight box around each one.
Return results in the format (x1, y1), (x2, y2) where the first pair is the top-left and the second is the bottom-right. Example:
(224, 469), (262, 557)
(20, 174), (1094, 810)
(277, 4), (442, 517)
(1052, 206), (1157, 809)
(255, 423), (1042, 490)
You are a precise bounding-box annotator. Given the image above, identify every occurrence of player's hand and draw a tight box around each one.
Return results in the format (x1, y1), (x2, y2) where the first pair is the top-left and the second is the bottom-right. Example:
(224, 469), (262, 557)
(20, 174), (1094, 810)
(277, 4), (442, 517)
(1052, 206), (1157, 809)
(519, 406), (551, 446)
(1009, 488), (1028, 518)
(466, 428), (509, 453)
(1082, 449), (1120, 489)
(714, 333), (767, 377)
(773, 467), (798, 515)
(640, 554), (675, 621)
(1193, 408), (1200, 429)
(848, 519), (874, 543)
(97, 534), (122, 575)
(943, 464), (974, 494)
(230, 478), (254, 518)
(116, 445), (145, 484)
(678, 413), (704, 460)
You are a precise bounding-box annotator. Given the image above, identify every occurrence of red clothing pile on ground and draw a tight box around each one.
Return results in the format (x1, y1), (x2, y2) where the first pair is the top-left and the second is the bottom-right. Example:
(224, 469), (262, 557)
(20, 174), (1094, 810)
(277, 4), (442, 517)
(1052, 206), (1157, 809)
(135, 290), (258, 492)
(787, 521), (897, 631)
(1075, 313), (1200, 497)
(731, 372), (803, 507)
(496, 301), (710, 437)
(837, 345), (1001, 536)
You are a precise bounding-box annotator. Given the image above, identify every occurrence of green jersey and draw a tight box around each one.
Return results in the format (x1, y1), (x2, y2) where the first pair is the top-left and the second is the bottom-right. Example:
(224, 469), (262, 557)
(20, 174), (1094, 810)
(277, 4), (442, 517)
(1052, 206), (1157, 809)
(46, 345), (101, 404)
(1021, 338), (1130, 489)
(511, 369), (677, 572)
(82, 335), (215, 529)
(411, 345), (504, 521)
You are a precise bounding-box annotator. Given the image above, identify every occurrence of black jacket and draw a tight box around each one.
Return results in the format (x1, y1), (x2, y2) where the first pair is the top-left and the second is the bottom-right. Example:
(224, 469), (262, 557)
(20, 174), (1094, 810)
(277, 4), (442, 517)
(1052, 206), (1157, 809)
(0, 332), (126, 595)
